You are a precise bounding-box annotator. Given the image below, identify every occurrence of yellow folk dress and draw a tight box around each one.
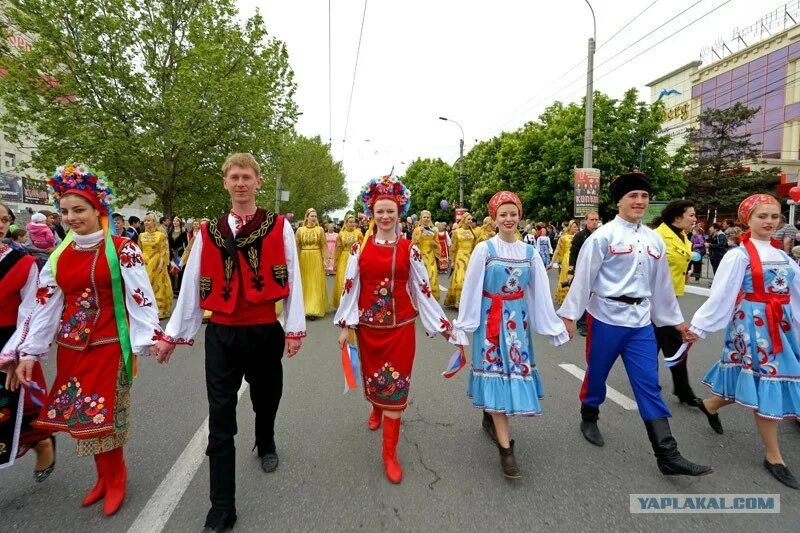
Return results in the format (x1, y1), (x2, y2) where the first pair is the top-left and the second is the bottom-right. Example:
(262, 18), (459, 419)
(444, 227), (478, 308)
(412, 226), (442, 300)
(138, 229), (173, 319)
(333, 227), (363, 308)
(552, 233), (573, 306)
(296, 224), (329, 317)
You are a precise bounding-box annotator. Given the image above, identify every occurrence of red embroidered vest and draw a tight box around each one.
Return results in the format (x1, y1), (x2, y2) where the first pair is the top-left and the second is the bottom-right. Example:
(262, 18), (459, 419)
(357, 237), (417, 328)
(198, 210), (289, 315)
(0, 251), (36, 327)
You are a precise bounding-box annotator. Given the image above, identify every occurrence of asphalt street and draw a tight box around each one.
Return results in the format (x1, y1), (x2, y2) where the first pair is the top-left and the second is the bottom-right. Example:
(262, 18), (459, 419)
(1, 271), (799, 532)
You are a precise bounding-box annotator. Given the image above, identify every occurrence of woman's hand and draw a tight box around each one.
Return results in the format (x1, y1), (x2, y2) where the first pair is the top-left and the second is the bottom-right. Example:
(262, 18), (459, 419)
(338, 328), (349, 349)
(15, 360), (35, 388)
(4, 362), (19, 391)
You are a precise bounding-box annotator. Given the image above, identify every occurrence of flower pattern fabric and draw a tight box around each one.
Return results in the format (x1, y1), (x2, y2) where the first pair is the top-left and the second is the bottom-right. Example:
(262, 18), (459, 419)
(365, 362), (410, 402)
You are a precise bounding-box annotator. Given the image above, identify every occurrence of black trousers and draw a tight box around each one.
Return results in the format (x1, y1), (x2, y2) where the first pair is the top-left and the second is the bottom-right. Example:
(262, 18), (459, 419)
(205, 321), (285, 511)
(654, 324), (695, 400)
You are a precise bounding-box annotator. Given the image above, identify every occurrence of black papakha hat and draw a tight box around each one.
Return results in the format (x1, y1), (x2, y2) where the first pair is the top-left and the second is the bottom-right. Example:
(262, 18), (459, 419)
(610, 171), (651, 203)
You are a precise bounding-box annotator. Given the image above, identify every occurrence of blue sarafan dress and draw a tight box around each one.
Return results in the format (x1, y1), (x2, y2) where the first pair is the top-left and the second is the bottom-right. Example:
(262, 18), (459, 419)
(449, 237), (569, 416)
(690, 238), (800, 420)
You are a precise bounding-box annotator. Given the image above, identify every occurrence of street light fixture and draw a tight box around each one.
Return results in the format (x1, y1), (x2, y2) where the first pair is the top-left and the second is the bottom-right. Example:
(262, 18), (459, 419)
(438, 116), (465, 207)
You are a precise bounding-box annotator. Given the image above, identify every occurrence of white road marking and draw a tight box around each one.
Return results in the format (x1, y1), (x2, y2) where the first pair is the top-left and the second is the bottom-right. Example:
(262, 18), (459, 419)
(558, 363), (638, 411)
(127, 381), (249, 533)
(684, 285), (711, 297)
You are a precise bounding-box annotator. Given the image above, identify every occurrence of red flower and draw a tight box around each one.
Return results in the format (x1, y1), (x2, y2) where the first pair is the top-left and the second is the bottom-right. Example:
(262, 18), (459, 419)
(350, 242), (360, 255)
(35, 286), (54, 305)
(440, 317), (452, 330)
(343, 278), (354, 294)
(411, 247), (421, 262)
(420, 282), (431, 298)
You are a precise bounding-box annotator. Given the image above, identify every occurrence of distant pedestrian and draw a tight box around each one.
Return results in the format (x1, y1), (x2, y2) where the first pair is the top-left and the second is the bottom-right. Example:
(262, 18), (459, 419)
(26, 213), (55, 249)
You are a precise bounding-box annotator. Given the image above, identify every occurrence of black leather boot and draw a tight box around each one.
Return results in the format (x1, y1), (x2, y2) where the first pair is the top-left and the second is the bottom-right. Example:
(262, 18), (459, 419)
(669, 363), (699, 405)
(498, 440), (521, 479)
(205, 453), (237, 532)
(644, 418), (713, 476)
(482, 411), (498, 444)
(580, 404), (604, 446)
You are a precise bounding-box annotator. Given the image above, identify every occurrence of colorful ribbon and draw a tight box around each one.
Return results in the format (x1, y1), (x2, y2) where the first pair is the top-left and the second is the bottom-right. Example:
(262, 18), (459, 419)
(340, 341), (361, 394)
(442, 345), (467, 378)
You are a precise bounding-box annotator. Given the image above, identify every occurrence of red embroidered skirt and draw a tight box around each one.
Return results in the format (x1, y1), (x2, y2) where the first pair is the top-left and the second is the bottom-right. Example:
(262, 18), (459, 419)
(357, 322), (416, 411)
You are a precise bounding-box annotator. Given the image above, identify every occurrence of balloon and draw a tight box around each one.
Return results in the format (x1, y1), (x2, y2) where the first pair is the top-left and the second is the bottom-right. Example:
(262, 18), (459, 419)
(790, 186), (800, 203)
(411, 214), (418, 221)
(691, 251), (702, 262)
(285, 212), (294, 222)
(439, 199), (449, 210)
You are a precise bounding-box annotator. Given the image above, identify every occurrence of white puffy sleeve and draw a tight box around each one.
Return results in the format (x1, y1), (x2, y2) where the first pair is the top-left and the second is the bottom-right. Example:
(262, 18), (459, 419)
(162, 230), (204, 345)
(333, 242), (361, 327)
(0, 260), (39, 368)
(282, 219), (307, 338)
(690, 248), (747, 338)
(7, 260), (65, 362)
(649, 241), (684, 327)
(448, 242), (488, 345)
(526, 248), (569, 346)
(118, 240), (163, 355)
(558, 233), (604, 320)
(408, 243), (451, 335)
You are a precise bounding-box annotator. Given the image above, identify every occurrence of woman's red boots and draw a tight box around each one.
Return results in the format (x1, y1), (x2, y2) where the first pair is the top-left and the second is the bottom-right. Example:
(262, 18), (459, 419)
(382, 416), (402, 484)
(81, 447), (127, 516)
(81, 453), (106, 506)
(368, 406), (382, 430)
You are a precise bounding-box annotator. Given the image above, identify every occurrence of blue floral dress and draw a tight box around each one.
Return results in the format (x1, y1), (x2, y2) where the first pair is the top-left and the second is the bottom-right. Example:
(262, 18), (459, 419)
(693, 240), (800, 420)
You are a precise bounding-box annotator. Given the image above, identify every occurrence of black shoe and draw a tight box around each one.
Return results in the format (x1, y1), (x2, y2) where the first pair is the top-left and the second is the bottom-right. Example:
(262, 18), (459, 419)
(577, 325), (588, 337)
(482, 411), (498, 444)
(203, 508), (237, 532)
(580, 404), (604, 446)
(645, 418), (713, 477)
(764, 459), (800, 489)
(259, 452), (279, 473)
(498, 440), (521, 479)
(677, 396), (701, 406)
(34, 435), (56, 483)
(695, 400), (724, 434)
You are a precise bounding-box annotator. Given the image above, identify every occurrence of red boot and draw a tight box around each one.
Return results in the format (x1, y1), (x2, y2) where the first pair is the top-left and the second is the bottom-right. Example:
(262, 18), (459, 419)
(81, 453), (106, 507)
(382, 416), (403, 484)
(102, 447), (127, 516)
(368, 405), (382, 431)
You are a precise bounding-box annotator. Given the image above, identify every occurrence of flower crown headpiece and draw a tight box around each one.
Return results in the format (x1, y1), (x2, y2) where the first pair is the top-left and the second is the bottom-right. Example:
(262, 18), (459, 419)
(359, 175), (411, 217)
(48, 164), (114, 214)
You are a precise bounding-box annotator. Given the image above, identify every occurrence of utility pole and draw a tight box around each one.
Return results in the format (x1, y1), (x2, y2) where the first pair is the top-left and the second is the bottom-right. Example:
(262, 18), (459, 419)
(458, 137), (465, 206)
(583, 0), (596, 170)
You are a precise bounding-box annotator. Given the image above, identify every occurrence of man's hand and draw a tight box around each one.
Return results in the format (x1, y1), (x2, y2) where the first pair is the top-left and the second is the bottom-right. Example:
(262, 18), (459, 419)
(561, 317), (574, 340)
(15, 360), (35, 388)
(674, 322), (698, 343)
(151, 340), (176, 363)
(286, 337), (302, 358)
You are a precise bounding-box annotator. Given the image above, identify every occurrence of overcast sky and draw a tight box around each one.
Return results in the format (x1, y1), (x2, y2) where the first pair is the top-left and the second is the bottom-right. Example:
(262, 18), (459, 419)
(238, 0), (787, 213)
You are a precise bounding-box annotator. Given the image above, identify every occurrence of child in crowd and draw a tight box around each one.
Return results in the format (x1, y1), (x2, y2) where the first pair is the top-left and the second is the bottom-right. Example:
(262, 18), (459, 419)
(26, 212), (55, 249)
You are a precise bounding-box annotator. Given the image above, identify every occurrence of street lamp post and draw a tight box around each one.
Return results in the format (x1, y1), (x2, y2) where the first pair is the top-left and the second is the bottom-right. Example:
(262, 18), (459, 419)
(583, 0), (596, 170)
(438, 116), (465, 207)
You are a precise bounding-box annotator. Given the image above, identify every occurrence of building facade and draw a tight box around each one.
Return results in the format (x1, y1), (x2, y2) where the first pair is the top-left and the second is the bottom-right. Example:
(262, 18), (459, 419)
(646, 61), (702, 156)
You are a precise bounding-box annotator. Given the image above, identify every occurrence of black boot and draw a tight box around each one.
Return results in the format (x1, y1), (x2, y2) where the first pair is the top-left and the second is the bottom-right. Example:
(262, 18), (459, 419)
(205, 453), (237, 531)
(644, 418), (713, 476)
(695, 399), (724, 434)
(669, 364), (699, 405)
(580, 404), (604, 446)
(498, 440), (521, 479)
(482, 411), (498, 444)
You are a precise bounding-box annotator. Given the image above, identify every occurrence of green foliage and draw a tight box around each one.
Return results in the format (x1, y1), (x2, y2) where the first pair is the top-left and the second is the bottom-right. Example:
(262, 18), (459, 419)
(399, 158), (459, 222)
(0, 0), (298, 217)
(683, 102), (781, 213)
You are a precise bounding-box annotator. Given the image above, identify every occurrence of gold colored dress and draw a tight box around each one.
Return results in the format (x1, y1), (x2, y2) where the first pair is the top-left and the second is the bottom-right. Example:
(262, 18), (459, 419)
(138, 229), (173, 319)
(333, 228), (363, 308)
(478, 223), (496, 242)
(413, 226), (442, 300)
(296, 224), (328, 317)
(444, 227), (477, 308)
(552, 233), (573, 306)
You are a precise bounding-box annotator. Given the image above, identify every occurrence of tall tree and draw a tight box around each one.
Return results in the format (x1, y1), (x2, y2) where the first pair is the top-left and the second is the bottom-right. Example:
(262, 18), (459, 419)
(399, 158), (459, 222)
(0, 0), (297, 216)
(683, 102), (781, 213)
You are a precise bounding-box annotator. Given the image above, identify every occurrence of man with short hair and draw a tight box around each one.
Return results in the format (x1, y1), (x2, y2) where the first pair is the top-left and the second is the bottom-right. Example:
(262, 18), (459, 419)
(771, 214), (797, 254)
(558, 171), (712, 477)
(126, 216), (141, 242)
(152, 153), (306, 532)
(706, 223), (727, 274)
(567, 211), (600, 336)
(111, 213), (126, 236)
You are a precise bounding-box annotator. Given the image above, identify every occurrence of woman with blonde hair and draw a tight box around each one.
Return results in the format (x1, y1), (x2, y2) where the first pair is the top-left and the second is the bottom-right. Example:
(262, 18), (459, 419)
(412, 210), (442, 300)
(139, 212), (173, 318)
(296, 208), (328, 319)
(333, 213), (363, 308)
(444, 212), (478, 309)
(551, 219), (579, 306)
(478, 216), (496, 242)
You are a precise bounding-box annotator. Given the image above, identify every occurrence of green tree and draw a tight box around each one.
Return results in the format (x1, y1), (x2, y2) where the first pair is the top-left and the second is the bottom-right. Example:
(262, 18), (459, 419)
(683, 102), (781, 213)
(0, 0), (297, 217)
(399, 158), (458, 221)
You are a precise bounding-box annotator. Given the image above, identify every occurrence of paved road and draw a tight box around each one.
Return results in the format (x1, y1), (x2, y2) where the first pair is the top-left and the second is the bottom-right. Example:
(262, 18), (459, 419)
(1, 272), (799, 532)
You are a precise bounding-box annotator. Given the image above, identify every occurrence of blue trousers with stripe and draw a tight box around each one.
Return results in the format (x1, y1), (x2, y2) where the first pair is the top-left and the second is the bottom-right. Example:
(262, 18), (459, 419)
(580, 315), (671, 421)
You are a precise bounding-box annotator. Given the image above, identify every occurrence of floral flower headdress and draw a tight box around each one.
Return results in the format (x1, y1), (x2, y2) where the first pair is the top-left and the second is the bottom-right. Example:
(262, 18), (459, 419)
(47, 163), (114, 214)
(359, 174), (411, 217)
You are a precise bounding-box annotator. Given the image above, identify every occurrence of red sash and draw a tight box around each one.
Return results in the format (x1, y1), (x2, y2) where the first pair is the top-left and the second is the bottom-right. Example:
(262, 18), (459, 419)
(483, 289), (524, 347)
(741, 233), (788, 354)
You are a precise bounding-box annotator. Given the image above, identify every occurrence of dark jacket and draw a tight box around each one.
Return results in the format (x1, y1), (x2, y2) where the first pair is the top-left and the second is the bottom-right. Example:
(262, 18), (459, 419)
(568, 227), (593, 273)
(707, 231), (728, 261)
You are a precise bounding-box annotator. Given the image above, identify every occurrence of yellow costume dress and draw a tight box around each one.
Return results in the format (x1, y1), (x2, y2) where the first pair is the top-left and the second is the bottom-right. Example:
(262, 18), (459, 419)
(478, 223), (496, 242)
(138, 229), (173, 319)
(444, 226), (477, 308)
(296, 224), (328, 317)
(552, 232), (573, 306)
(413, 225), (442, 300)
(333, 227), (363, 308)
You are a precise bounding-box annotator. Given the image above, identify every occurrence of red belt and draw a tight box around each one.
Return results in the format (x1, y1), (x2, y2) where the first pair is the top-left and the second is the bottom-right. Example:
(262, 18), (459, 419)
(483, 290), (524, 346)
(744, 292), (789, 354)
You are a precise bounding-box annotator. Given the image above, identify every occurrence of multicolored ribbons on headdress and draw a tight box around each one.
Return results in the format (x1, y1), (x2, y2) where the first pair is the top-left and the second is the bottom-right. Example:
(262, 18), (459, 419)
(737, 193), (779, 224)
(487, 191), (522, 219)
(47, 164), (135, 380)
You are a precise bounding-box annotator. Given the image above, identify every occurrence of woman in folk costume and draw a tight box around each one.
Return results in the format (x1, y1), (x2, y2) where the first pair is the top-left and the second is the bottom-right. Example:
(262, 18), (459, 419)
(334, 174), (451, 484)
(449, 192), (568, 479)
(690, 194), (800, 489)
(535, 228), (553, 267)
(2, 164), (163, 515)
(551, 220), (578, 306)
(436, 221), (450, 273)
(333, 214), (363, 309)
(296, 208), (329, 319)
(0, 202), (55, 479)
(324, 222), (337, 275)
(444, 212), (478, 309)
(478, 216), (496, 242)
(412, 210), (442, 300)
(139, 212), (173, 319)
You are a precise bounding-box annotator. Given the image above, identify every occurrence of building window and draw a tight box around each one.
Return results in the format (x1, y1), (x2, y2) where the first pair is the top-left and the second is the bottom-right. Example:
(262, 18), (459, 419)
(4, 152), (15, 168)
